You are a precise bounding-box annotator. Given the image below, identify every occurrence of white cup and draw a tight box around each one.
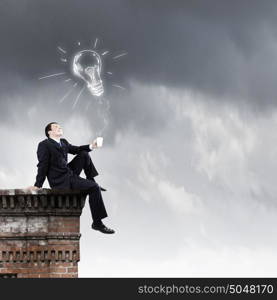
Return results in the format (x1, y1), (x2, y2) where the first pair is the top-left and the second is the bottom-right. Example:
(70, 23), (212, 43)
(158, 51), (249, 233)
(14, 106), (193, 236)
(96, 137), (103, 147)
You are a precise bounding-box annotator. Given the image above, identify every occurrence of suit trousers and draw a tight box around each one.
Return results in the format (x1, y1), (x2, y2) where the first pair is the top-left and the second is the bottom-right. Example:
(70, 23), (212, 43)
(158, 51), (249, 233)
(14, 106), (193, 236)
(67, 151), (108, 223)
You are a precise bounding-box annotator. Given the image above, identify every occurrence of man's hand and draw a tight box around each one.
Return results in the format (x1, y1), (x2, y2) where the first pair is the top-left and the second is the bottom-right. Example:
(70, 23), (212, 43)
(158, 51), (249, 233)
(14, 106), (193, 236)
(90, 139), (98, 149)
(90, 137), (103, 149)
(27, 186), (41, 191)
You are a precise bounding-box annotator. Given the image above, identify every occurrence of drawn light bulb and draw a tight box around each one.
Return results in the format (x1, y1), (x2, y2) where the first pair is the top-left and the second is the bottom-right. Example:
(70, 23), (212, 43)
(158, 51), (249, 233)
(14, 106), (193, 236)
(72, 50), (104, 97)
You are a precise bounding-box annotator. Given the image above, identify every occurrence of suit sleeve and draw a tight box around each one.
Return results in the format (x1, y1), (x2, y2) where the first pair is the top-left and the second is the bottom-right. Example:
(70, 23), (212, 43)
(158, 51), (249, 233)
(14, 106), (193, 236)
(34, 142), (50, 188)
(64, 139), (92, 155)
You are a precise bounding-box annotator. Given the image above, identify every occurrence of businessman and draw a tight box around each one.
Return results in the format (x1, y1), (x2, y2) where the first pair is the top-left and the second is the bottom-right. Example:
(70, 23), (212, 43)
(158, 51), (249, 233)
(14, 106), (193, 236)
(29, 122), (115, 234)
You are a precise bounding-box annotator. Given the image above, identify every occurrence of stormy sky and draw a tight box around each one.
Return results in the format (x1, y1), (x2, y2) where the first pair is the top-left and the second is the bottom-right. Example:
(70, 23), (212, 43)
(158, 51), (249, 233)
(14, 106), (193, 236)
(1, 0), (277, 276)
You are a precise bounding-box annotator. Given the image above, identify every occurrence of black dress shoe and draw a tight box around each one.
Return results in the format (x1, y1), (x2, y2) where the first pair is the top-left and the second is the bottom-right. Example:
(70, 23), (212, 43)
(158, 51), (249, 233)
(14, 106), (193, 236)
(100, 186), (107, 192)
(91, 223), (115, 234)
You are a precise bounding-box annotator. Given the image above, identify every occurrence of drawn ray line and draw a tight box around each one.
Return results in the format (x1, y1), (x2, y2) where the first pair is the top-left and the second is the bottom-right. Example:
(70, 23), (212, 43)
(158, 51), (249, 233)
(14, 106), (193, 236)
(101, 51), (109, 56)
(112, 84), (126, 90)
(113, 52), (128, 60)
(59, 85), (77, 103)
(93, 38), (98, 49)
(38, 72), (66, 80)
(72, 85), (85, 109)
(57, 47), (66, 54)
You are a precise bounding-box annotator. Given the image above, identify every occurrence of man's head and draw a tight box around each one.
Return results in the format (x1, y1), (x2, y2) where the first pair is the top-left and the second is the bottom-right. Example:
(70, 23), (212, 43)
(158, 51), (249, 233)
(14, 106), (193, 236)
(45, 122), (63, 139)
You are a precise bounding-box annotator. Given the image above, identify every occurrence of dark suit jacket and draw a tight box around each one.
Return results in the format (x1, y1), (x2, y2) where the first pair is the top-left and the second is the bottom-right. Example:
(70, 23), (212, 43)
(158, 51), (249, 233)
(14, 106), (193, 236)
(34, 138), (95, 188)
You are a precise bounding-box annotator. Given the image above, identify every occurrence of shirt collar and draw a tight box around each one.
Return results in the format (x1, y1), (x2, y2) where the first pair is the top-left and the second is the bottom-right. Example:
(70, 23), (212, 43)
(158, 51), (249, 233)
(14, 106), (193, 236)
(49, 137), (61, 144)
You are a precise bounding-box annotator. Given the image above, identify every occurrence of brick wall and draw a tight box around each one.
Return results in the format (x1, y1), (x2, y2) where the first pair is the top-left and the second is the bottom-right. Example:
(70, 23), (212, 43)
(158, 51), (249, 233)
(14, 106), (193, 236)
(0, 189), (86, 278)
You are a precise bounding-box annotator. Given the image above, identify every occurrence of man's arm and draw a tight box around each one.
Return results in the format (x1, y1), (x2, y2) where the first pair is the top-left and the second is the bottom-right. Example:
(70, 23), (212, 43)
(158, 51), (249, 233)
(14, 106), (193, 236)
(34, 142), (50, 188)
(63, 139), (96, 155)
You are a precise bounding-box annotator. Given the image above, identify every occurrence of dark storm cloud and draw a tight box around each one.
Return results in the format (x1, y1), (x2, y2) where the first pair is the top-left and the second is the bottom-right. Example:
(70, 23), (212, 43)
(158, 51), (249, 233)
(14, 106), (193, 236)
(1, 0), (277, 113)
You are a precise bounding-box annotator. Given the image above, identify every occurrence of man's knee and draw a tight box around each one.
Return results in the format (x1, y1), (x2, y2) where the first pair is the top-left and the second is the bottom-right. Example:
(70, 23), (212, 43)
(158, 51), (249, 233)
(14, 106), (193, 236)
(78, 150), (90, 159)
(88, 181), (100, 192)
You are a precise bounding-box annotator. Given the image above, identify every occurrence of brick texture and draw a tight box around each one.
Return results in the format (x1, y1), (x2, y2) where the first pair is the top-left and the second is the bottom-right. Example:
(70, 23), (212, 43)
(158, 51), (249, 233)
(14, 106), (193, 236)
(0, 189), (86, 278)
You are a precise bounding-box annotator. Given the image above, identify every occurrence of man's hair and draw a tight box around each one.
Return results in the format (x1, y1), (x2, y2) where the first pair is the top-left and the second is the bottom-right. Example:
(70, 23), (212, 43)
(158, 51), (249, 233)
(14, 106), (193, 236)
(45, 122), (58, 138)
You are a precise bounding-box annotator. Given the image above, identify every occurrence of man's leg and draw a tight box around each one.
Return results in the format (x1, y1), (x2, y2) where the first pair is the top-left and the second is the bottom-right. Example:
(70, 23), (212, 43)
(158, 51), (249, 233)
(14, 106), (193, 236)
(69, 154), (114, 234)
(68, 151), (107, 191)
(68, 150), (98, 179)
(70, 175), (107, 224)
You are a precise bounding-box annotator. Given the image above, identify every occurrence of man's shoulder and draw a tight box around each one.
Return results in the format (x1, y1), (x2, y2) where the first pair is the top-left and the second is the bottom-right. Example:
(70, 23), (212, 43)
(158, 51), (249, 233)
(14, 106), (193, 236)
(38, 138), (70, 147)
(38, 139), (49, 145)
(37, 139), (50, 152)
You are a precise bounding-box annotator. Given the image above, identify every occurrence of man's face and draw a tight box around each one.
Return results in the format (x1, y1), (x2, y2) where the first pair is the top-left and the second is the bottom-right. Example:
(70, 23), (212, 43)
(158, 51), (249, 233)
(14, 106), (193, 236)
(49, 123), (63, 137)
